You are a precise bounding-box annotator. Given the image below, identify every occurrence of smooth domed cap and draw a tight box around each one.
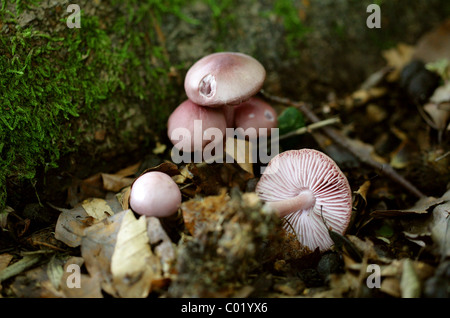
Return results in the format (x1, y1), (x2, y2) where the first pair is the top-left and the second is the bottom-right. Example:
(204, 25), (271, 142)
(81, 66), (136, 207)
(234, 97), (278, 137)
(256, 149), (352, 251)
(184, 52), (266, 107)
(167, 99), (227, 152)
(129, 171), (182, 217)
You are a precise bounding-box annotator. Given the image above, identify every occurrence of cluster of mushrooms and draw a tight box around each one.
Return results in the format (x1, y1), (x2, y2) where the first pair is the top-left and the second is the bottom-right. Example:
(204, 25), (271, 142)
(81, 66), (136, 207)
(129, 52), (353, 252)
(167, 52), (278, 153)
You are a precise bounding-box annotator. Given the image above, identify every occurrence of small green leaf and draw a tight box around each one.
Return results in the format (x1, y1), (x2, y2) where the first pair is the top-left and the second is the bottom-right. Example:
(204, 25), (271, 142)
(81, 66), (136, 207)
(375, 224), (394, 238)
(277, 107), (305, 135)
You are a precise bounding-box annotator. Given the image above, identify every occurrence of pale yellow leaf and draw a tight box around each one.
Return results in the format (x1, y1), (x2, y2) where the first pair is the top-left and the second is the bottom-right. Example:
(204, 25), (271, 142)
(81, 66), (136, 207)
(81, 198), (115, 221)
(225, 137), (254, 176)
(111, 211), (160, 298)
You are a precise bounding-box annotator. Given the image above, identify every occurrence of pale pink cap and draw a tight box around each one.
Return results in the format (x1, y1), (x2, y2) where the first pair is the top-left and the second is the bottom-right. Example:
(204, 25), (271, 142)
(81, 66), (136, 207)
(167, 99), (227, 152)
(234, 97), (278, 137)
(184, 52), (266, 107)
(130, 172), (182, 217)
(256, 149), (353, 251)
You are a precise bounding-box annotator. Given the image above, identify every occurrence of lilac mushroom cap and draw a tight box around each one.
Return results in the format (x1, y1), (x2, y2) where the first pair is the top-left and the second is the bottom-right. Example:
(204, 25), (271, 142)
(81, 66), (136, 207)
(234, 97), (278, 137)
(129, 171), (182, 217)
(184, 52), (266, 107)
(256, 149), (352, 251)
(167, 99), (227, 152)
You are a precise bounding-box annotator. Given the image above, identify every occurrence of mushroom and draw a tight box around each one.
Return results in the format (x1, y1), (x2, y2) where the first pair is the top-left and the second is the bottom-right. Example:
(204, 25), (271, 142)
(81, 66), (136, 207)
(167, 99), (227, 153)
(129, 171), (182, 217)
(184, 52), (266, 107)
(255, 149), (353, 251)
(233, 97), (278, 138)
(222, 105), (235, 128)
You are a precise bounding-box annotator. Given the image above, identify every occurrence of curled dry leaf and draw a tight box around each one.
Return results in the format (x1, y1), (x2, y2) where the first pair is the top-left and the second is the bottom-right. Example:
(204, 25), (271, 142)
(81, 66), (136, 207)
(423, 81), (450, 132)
(371, 194), (443, 217)
(397, 190), (450, 257)
(143, 161), (181, 177)
(54, 196), (122, 247)
(54, 205), (95, 248)
(66, 162), (141, 207)
(424, 103), (450, 131)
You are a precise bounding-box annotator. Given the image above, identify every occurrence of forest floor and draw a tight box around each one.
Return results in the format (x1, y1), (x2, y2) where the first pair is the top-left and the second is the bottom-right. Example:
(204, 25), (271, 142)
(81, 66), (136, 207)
(0, 20), (449, 299)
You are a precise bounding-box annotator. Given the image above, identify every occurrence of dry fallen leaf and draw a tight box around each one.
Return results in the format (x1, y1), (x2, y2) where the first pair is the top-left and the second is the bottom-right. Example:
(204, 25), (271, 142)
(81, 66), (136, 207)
(54, 196), (122, 247)
(147, 216), (177, 277)
(101, 173), (135, 193)
(400, 258), (421, 298)
(225, 137), (254, 176)
(81, 210), (162, 298)
(181, 189), (230, 237)
(9, 258), (63, 298)
(111, 211), (160, 298)
(67, 173), (106, 207)
(0, 254), (13, 272)
(0, 206), (13, 229)
(60, 257), (103, 298)
(382, 43), (415, 81)
(413, 19), (450, 64)
(371, 194), (443, 217)
(66, 162), (141, 207)
(81, 198), (115, 220)
(429, 198), (450, 258)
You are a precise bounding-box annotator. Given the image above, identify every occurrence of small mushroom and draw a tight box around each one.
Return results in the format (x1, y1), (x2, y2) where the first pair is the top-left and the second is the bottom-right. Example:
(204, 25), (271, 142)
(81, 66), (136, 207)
(184, 52), (266, 107)
(167, 99), (227, 152)
(129, 171), (182, 217)
(256, 149), (353, 251)
(234, 97), (278, 137)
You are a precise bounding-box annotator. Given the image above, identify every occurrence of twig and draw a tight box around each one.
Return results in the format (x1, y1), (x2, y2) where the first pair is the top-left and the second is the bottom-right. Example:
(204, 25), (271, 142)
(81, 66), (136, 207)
(257, 117), (340, 149)
(0, 254), (41, 282)
(261, 90), (426, 199)
(435, 150), (450, 162)
(277, 117), (341, 141)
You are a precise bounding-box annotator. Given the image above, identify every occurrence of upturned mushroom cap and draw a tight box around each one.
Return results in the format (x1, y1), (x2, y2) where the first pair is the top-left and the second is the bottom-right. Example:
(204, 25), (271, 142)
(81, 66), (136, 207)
(184, 52), (266, 107)
(256, 149), (352, 251)
(167, 99), (227, 152)
(129, 171), (182, 217)
(234, 97), (278, 137)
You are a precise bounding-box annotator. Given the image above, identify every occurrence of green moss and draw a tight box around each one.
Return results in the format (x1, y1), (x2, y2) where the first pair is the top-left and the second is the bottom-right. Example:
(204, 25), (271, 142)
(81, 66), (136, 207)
(0, 12), (122, 204)
(0, 0), (314, 211)
(0, 0), (198, 211)
(272, 0), (311, 57)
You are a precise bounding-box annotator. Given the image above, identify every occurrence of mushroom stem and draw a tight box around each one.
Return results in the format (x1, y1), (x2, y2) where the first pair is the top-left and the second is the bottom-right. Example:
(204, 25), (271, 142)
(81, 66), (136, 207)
(266, 189), (316, 218)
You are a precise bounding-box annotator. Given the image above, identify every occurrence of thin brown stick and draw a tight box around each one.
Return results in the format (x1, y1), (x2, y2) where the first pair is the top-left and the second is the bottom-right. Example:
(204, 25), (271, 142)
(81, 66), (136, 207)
(261, 91), (426, 199)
